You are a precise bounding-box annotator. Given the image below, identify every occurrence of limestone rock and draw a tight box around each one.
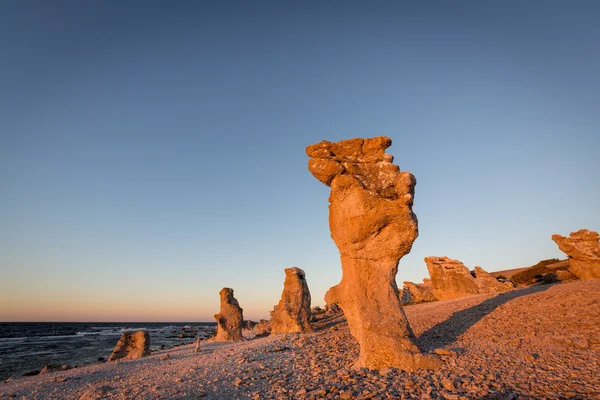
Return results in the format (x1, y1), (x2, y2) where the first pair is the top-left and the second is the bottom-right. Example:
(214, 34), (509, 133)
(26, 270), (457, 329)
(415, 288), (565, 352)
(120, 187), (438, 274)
(402, 279), (437, 304)
(39, 364), (71, 374)
(270, 267), (313, 333)
(425, 257), (513, 300)
(213, 288), (245, 342)
(252, 319), (271, 337)
(108, 330), (150, 361)
(552, 229), (600, 280)
(324, 303), (342, 316)
(307, 136), (441, 371)
(473, 266), (514, 292)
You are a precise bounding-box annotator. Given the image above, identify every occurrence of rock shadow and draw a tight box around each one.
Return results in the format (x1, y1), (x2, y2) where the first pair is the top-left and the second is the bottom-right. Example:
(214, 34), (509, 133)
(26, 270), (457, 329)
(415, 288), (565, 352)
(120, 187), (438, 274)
(416, 284), (553, 351)
(312, 313), (347, 332)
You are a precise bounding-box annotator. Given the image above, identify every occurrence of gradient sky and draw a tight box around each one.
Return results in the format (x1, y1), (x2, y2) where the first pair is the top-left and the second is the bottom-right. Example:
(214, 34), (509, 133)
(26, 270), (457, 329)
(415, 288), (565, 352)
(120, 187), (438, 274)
(1, 1), (599, 322)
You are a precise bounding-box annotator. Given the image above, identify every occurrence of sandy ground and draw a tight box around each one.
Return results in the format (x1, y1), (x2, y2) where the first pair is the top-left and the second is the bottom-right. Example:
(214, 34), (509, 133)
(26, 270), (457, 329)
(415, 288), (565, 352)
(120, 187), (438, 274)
(1, 279), (599, 400)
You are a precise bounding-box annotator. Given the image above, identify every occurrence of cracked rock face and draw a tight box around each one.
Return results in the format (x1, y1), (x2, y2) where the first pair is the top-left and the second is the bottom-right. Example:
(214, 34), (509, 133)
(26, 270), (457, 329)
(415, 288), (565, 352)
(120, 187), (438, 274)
(270, 267), (313, 334)
(307, 136), (441, 371)
(213, 288), (245, 342)
(552, 229), (600, 280)
(425, 257), (513, 300)
(108, 330), (150, 361)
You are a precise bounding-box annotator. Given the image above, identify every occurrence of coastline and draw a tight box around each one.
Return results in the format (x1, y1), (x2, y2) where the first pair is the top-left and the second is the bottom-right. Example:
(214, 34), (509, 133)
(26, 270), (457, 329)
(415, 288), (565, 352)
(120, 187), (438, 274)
(1, 280), (599, 399)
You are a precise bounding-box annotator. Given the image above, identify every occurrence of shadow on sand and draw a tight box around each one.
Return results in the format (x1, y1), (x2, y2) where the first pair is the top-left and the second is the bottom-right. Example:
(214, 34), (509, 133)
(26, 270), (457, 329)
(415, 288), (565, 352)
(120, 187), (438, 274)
(416, 284), (553, 351)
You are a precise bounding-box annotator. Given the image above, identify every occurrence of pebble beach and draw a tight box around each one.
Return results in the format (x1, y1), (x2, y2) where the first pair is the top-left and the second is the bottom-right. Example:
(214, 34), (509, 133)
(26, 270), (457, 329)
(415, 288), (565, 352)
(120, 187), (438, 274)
(1, 279), (598, 400)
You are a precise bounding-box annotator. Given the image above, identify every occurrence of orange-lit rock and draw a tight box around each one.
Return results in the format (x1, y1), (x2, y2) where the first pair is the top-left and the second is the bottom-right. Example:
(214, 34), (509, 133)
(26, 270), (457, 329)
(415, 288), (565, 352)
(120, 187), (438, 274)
(552, 229), (600, 280)
(425, 257), (513, 300)
(213, 288), (245, 342)
(402, 279), (437, 304)
(108, 330), (150, 361)
(307, 136), (441, 371)
(270, 267), (313, 334)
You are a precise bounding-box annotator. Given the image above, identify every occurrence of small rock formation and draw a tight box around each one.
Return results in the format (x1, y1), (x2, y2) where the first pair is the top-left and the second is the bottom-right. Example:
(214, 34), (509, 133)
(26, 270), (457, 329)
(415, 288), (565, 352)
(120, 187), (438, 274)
(307, 136), (441, 371)
(552, 229), (600, 280)
(252, 319), (271, 337)
(324, 303), (342, 316)
(270, 267), (313, 333)
(402, 279), (437, 304)
(39, 364), (71, 374)
(425, 257), (513, 300)
(213, 288), (245, 342)
(108, 330), (150, 361)
(473, 266), (514, 292)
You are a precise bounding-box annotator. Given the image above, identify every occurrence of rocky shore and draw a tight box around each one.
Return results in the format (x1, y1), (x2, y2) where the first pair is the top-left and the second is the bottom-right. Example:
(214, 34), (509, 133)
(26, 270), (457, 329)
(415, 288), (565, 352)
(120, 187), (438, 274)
(2, 279), (598, 399)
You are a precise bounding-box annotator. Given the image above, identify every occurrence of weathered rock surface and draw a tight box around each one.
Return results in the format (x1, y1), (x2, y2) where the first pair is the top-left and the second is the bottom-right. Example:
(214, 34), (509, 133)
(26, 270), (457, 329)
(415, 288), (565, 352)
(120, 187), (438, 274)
(473, 266), (514, 292)
(324, 303), (342, 316)
(252, 319), (271, 337)
(426, 257), (513, 300)
(552, 229), (600, 280)
(402, 279), (437, 304)
(108, 330), (150, 361)
(213, 288), (245, 342)
(270, 267), (313, 334)
(307, 136), (441, 371)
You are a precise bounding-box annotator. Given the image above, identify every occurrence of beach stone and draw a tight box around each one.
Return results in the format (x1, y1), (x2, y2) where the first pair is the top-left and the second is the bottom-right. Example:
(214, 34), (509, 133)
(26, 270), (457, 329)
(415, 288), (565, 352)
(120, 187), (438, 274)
(270, 267), (313, 334)
(213, 287), (245, 342)
(307, 136), (441, 371)
(402, 279), (437, 304)
(39, 364), (71, 374)
(108, 330), (150, 361)
(425, 257), (512, 300)
(252, 319), (272, 337)
(552, 229), (600, 280)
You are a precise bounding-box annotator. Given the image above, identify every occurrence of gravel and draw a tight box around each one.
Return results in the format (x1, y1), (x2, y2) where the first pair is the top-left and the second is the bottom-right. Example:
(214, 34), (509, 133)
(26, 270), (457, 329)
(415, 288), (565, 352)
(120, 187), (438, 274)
(1, 279), (598, 399)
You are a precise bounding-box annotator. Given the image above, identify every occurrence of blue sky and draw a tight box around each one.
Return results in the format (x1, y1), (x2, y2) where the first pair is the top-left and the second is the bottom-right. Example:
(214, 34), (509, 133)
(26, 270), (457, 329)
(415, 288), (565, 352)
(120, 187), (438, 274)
(1, 1), (599, 321)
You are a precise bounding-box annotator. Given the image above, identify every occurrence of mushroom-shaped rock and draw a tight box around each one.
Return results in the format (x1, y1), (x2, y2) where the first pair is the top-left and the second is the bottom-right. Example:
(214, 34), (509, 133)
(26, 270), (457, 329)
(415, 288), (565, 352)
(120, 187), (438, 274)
(552, 229), (600, 280)
(270, 267), (313, 333)
(108, 330), (150, 361)
(425, 257), (513, 300)
(307, 136), (441, 371)
(213, 288), (245, 342)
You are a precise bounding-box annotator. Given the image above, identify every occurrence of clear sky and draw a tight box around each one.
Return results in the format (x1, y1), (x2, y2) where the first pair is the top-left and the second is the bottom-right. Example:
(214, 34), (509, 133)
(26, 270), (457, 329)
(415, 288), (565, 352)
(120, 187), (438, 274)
(1, 1), (599, 322)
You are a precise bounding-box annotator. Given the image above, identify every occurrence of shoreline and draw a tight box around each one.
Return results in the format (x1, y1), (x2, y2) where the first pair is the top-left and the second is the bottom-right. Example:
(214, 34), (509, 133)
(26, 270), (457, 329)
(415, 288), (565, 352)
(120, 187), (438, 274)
(1, 280), (599, 399)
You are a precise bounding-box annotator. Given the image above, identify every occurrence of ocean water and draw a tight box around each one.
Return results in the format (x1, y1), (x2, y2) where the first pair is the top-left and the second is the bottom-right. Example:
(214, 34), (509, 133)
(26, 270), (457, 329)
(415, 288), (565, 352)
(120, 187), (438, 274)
(0, 322), (216, 381)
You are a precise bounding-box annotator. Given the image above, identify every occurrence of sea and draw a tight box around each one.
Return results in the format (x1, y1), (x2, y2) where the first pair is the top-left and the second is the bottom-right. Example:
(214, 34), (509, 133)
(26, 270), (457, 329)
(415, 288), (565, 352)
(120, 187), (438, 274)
(0, 322), (217, 381)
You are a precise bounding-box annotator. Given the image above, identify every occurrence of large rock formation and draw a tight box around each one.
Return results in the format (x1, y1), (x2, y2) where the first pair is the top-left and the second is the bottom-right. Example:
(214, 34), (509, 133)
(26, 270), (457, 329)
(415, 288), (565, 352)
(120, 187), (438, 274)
(402, 279), (437, 304)
(213, 288), (245, 342)
(307, 136), (441, 371)
(108, 330), (150, 361)
(425, 257), (513, 300)
(270, 267), (313, 333)
(552, 229), (600, 280)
